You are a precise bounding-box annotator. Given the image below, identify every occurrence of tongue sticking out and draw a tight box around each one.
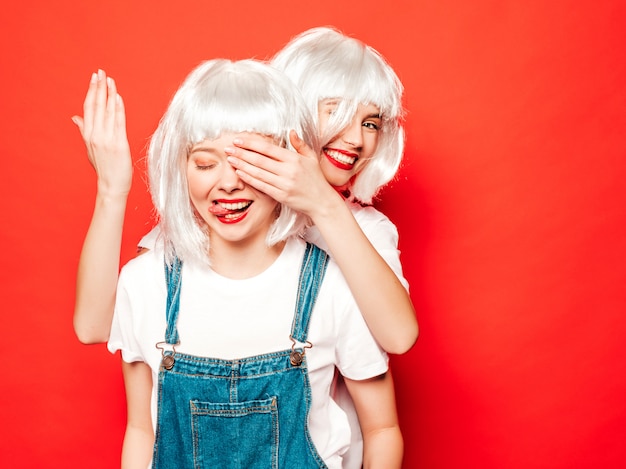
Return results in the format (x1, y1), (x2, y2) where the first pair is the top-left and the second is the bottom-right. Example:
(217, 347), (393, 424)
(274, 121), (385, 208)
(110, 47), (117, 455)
(209, 204), (233, 216)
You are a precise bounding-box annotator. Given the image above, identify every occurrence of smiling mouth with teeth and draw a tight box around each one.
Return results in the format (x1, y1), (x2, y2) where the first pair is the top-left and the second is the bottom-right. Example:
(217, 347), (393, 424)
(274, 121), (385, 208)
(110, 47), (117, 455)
(209, 200), (252, 222)
(324, 148), (358, 170)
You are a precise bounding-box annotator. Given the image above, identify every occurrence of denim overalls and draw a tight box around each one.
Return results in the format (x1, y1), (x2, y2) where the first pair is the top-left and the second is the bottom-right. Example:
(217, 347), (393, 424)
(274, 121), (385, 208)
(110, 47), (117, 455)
(152, 243), (330, 469)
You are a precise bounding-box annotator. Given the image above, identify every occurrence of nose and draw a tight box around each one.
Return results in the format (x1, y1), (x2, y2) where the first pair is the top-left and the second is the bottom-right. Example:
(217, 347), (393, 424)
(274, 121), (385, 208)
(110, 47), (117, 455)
(220, 161), (244, 192)
(340, 118), (363, 149)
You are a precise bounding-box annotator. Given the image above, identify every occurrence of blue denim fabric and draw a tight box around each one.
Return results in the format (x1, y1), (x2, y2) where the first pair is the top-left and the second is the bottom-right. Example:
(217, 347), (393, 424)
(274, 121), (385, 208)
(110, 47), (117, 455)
(153, 243), (330, 469)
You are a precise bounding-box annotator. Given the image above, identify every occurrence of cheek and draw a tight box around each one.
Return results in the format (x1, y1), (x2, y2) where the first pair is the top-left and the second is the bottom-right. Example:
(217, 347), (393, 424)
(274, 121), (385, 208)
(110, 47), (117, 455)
(186, 169), (207, 198)
(354, 159), (370, 176)
(264, 198), (280, 215)
(317, 114), (330, 138)
(362, 133), (380, 159)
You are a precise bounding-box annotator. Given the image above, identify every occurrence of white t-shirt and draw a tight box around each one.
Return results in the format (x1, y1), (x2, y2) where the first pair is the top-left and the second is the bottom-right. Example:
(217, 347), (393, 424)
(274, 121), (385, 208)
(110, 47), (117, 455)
(108, 237), (387, 469)
(139, 201), (409, 290)
(136, 201), (408, 469)
(305, 201), (409, 291)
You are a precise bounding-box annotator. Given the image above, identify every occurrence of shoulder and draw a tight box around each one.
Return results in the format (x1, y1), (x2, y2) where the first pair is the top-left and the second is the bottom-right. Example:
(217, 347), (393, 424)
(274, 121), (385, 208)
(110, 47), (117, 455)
(118, 246), (165, 291)
(137, 224), (163, 250)
(346, 202), (400, 251)
(348, 202), (398, 233)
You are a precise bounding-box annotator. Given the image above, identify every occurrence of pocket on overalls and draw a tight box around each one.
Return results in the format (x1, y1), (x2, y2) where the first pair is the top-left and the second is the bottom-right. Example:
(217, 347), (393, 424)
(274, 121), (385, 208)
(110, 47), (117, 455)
(190, 397), (279, 469)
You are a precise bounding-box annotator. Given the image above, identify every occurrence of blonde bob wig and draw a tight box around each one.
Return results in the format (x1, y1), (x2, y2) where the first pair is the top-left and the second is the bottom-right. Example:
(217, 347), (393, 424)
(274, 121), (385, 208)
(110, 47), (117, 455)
(148, 59), (319, 265)
(272, 27), (405, 204)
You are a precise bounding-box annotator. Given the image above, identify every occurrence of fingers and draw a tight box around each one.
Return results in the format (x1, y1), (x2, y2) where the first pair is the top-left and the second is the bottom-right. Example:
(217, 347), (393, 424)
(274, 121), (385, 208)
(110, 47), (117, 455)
(231, 135), (289, 163)
(92, 69), (108, 134)
(226, 155), (281, 186)
(232, 168), (282, 201)
(71, 115), (84, 134)
(105, 74), (118, 135)
(224, 144), (283, 175)
(289, 130), (318, 158)
(79, 69), (127, 141)
(115, 93), (127, 138)
(81, 72), (98, 139)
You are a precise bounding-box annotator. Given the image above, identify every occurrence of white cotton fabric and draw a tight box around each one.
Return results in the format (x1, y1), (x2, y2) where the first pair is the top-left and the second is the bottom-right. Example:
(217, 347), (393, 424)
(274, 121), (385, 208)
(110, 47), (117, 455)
(139, 201), (409, 290)
(108, 237), (388, 469)
(304, 201), (409, 291)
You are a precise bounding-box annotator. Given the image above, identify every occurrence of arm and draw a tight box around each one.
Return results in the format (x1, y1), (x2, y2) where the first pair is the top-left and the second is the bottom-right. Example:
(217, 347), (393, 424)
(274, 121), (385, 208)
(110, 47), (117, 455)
(72, 70), (132, 344)
(226, 133), (418, 353)
(121, 360), (154, 469)
(344, 371), (403, 469)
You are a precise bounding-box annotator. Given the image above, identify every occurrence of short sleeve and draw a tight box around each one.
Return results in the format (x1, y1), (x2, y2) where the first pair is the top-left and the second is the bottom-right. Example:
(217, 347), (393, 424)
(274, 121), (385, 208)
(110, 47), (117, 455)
(327, 269), (389, 381)
(107, 264), (148, 363)
(352, 205), (410, 291)
(137, 225), (162, 250)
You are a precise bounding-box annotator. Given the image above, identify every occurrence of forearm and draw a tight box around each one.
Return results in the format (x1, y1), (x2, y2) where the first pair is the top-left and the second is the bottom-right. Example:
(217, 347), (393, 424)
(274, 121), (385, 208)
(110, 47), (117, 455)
(121, 425), (154, 469)
(311, 199), (418, 353)
(121, 360), (154, 469)
(362, 425), (403, 469)
(74, 192), (127, 343)
(344, 372), (403, 468)
(73, 70), (132, 344)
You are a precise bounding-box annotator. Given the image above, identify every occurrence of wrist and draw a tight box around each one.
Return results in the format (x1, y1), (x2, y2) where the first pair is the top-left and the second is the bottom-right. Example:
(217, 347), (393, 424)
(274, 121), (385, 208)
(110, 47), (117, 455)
(96, 180), (131, 199)
(95, 189), (130, 207)
(309, 190), (351, 226)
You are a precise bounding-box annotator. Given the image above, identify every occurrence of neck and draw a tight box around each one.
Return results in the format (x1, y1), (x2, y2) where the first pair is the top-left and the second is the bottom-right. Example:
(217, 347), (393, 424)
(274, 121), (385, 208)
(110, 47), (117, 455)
(208, 237), (286, 279)
(332, 175), (356, 200)
(332, 184), (351, 200)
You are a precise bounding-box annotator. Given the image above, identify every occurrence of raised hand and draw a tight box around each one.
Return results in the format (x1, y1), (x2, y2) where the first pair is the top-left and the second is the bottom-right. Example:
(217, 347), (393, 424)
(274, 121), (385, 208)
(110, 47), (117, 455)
(72, 70), (133, 344)
(72, 69), (132, 197)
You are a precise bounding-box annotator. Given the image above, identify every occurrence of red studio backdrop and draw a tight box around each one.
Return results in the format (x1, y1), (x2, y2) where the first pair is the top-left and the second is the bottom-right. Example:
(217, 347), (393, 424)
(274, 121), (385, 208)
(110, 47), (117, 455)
(1, 1), (625, 468)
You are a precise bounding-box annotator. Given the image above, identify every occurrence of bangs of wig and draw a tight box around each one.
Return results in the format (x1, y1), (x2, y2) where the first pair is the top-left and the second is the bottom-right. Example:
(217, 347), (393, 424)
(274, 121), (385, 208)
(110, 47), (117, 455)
(176, 60), (300, 145)
(273, 27), (403, 122)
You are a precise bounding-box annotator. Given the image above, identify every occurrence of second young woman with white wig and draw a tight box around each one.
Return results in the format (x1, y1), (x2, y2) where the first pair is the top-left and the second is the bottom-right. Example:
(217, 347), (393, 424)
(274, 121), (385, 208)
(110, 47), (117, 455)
(106, 59), (402, 468)
(225, 30), (417, 469)
(228, 27), (417, 352)
(271, 26), (405, 204)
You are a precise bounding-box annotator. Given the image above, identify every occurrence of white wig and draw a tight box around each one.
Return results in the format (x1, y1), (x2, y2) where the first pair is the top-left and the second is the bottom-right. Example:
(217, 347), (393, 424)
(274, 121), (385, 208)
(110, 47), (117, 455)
(148, 59), (319, 265)
(272, 27), (405, 204)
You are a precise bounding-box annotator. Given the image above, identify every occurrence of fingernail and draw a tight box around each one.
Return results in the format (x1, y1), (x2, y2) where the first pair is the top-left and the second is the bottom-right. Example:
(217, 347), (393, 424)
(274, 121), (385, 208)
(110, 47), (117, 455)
(232, 138), (243, 145)
(224, 146), (235, 154)
(107, 77), (113, 87)
(71, 116), (79, 125)
(97, 69), (105, 80)
(90, 72), (97, 84)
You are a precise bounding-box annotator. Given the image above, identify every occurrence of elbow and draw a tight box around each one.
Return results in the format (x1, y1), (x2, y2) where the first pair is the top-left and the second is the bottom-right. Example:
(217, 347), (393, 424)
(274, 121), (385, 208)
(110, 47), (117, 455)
(73, 319), (110, 345)
(75, 329), (108, 345)
(386, 322), (419, 355)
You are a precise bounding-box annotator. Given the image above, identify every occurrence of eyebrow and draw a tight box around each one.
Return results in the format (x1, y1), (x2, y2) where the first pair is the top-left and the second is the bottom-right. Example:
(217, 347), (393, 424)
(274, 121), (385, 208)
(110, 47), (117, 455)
(321, 99), (382, 120)
(188, 146), (220, 156)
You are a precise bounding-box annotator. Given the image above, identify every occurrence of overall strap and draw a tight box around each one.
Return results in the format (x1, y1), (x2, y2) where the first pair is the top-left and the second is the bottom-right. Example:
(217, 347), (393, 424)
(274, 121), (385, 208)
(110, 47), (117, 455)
(163, 256), (183, 345)
(290, 243), (330, 343)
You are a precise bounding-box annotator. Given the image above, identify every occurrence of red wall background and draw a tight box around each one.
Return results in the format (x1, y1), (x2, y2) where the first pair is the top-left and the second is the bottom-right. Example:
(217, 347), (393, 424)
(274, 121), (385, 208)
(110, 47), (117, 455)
(1, 1), (625, 467)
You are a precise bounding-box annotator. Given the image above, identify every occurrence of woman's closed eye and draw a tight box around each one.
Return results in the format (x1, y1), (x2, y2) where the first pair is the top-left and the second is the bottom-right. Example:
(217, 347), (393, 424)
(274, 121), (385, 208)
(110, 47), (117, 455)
(195, 162), (217, 170)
